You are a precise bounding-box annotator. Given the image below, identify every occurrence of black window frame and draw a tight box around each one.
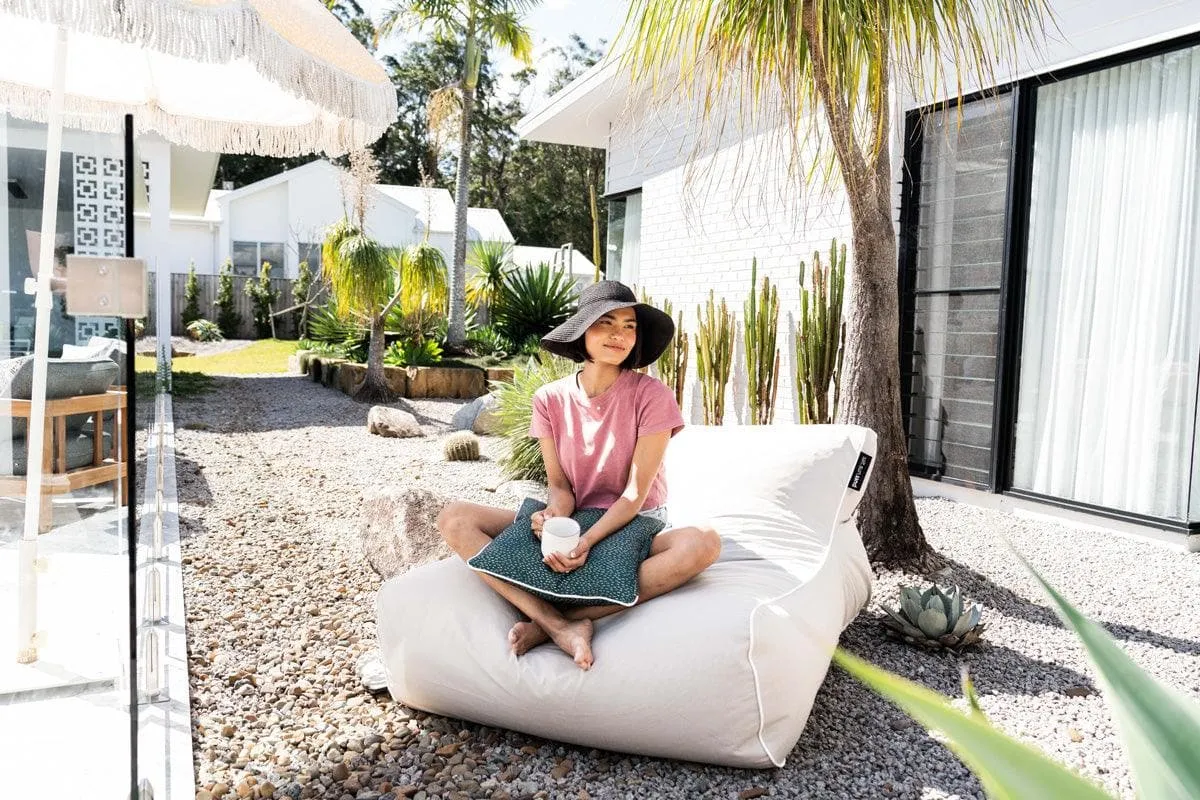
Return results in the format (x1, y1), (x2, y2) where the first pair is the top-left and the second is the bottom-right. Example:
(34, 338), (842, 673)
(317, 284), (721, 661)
(898, 29), (1200, 535)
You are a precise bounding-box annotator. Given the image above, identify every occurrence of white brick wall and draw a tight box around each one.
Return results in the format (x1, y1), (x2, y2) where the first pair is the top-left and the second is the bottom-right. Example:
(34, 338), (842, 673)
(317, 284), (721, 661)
(605, 0), (1200, 426)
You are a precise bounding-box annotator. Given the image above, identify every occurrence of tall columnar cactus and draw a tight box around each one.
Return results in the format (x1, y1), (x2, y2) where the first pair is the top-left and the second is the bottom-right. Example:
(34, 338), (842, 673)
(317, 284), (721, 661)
(695, 290), (734, 425)
(744, 258), (781, 425)
(664, 308), (688, 409)
(796, 239), (847, 424)
(643, 291), (689, 409)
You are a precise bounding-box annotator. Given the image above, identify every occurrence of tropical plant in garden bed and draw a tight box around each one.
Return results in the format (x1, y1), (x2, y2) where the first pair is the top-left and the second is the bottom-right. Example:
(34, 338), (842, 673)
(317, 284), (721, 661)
(494, 354), (577, 482)
(378, 0), (536, 349)
(621, 0), (1055, 566)
(186, 319), (224, 343)
(492, 262), (578, 351)
(839, 554), (1200, 798)
(466, 240), (514, 325)
(385, 338), (444, 367)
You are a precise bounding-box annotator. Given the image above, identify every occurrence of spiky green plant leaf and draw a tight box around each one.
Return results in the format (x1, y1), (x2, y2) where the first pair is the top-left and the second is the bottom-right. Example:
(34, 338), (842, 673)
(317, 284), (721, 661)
(492, 263), (579, 348)
(1015, 553), (1200, 799)
(493, 354), (578, 483)
(835, 650), (1113, 800)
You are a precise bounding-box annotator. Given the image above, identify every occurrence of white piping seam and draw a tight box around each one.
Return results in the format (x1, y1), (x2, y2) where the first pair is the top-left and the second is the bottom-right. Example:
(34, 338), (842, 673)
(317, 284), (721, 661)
(465, 563), (638, 608)
(746, 436), (876, 767)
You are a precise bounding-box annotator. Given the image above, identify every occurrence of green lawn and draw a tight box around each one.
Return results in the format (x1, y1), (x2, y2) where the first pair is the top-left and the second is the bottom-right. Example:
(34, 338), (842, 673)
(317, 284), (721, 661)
(134, 339), (296, 376)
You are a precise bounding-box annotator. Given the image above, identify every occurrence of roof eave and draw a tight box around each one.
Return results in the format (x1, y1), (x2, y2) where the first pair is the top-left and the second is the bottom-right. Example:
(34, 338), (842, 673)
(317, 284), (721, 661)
(516, 58), (628, 149)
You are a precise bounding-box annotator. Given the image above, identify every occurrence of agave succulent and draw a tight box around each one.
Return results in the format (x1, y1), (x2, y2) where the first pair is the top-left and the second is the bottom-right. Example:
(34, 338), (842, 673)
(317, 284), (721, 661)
(881, 584), (985, 652)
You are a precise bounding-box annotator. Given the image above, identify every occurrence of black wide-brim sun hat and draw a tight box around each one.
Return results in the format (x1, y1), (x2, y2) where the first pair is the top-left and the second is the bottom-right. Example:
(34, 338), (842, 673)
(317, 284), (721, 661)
(540, 280), (675, 369)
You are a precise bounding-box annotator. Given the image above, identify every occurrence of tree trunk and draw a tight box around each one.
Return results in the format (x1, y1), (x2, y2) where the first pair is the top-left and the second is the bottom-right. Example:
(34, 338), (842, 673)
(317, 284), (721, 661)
(799, 0), (934, 570)
(837, 201), (936, 569)
(354, 313), (393, 403)
(447, 80), (475, 350)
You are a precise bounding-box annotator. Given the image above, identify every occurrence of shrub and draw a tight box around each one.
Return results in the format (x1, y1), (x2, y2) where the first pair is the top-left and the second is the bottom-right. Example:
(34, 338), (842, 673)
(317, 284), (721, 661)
(465, 325), (510, 358)
(384, 338), (443, 367)
(492, 263), (578, 349)
(133, 318), (146, 339)
(494, 355), (577, 482)
(214, 260), (242, 338)
(186, 319), (224, 342)
(308, 301), (367, 362)
(244, 261), (280, 338)
(293, 259), (314, 339)
(181, 262), (202, 327)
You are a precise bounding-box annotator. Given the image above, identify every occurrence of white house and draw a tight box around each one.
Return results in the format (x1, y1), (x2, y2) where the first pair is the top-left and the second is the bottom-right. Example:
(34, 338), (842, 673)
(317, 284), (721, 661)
(518, 2), (1200, 542)
(134, 159), (516, 278)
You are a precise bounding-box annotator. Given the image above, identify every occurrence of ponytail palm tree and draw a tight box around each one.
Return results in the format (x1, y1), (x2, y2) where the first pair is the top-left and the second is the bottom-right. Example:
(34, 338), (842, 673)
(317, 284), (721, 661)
(323, 217), (396, 401)
(620, 0), (1052, 567)
(378, 0), (537, 350)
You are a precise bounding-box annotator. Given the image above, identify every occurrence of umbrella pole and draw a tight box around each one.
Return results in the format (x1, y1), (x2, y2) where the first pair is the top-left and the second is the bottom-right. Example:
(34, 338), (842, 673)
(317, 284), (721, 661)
(17, 24), (68, 664)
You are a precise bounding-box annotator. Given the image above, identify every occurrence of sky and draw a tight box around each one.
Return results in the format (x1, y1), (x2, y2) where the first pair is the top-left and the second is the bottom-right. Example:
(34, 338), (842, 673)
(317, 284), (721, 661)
(357, 0), (629, 108)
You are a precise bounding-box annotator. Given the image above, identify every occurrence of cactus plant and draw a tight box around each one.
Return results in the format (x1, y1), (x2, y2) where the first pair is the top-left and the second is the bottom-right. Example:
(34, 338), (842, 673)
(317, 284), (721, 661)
(744, 258), (781, 425)
(796, 239), (847, 424)
(881, 584), (986, 653)
(641, 291), (689, 409)
(695, 290), (734, 425)
(443, 430), (481, 462)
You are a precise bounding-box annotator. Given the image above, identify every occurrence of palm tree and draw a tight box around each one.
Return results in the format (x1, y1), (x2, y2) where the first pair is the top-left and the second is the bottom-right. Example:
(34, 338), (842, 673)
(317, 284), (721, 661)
(466, 239), (513, 325)
(621, 1), (1052, 567)
(378, 0), (536, 350)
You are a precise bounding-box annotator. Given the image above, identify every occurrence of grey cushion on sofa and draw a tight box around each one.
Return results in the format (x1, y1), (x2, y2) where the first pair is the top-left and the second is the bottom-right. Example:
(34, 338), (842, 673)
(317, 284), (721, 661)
(0, 356), (120, 437)
(3, 431), (112, 476)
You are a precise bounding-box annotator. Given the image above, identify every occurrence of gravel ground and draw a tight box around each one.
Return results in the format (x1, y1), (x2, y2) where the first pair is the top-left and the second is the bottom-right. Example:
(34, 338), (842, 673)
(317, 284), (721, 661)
(165, 374), (1200, 800)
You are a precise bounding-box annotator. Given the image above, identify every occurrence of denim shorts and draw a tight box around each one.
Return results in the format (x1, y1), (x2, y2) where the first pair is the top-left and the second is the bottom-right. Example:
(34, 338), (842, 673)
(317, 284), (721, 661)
(639, 505), (670, 528)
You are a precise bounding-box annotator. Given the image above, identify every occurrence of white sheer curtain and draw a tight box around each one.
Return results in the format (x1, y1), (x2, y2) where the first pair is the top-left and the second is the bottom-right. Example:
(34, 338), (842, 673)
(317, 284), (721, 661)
(1013, 45), (1200, 520)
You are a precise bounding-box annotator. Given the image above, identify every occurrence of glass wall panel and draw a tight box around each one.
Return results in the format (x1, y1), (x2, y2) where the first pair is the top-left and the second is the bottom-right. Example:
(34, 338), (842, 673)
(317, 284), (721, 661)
(1013, 45), (1200, 521)
(0, 114), (135, 797)
(905, 96), (1013, 489)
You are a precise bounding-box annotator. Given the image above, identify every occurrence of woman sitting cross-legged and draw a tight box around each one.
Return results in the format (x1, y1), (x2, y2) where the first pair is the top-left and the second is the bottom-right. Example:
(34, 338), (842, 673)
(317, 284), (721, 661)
(437, 280), (722, 670)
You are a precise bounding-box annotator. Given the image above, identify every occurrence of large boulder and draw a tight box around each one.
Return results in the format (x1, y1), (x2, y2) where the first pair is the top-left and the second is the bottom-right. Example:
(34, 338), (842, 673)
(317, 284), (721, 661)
(367, 405), (422, 438)
(360, 487), (450, 580)
(450, 393), (501, 435)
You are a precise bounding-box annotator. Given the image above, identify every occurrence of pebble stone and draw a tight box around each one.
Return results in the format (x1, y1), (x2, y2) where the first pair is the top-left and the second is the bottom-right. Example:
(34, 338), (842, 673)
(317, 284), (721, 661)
(152, 375), (1199, 800)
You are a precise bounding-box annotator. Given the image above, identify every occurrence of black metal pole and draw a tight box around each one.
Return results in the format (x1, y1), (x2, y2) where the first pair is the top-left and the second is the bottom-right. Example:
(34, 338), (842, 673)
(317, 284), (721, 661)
(123, 112), (139, 799)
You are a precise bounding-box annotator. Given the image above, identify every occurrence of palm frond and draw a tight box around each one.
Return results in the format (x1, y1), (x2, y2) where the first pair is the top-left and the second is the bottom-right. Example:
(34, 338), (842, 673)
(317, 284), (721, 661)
(398, 241), (449, 315)
(618, 0), (1053, 174)
(466, 240), (514, 308)
(322, 217), (393, 319)
(482, 10), (535, 64)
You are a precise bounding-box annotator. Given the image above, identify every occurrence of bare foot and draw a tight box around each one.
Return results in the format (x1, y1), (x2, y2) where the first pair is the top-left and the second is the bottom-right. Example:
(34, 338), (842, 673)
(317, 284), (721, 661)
(547, 619), (594, 670)
(507, 620), (549, 656)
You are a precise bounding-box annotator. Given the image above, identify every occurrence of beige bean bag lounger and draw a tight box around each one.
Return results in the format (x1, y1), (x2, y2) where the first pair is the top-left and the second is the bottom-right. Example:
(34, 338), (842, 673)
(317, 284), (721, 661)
(375, 424), (876, 768)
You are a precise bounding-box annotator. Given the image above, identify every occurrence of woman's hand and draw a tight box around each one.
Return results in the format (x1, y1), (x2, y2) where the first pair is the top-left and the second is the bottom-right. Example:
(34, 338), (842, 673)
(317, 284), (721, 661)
(531, 500), (574, 539)
(544, 538), (590, 573)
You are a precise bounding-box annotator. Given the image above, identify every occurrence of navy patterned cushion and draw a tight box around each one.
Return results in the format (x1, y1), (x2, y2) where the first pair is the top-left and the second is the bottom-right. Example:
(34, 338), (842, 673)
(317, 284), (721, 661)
(467, 497), (665, 607)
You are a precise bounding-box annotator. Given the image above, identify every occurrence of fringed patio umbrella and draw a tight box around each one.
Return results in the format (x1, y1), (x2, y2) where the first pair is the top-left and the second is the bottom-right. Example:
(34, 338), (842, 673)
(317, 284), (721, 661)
(0, 0), (397, 663)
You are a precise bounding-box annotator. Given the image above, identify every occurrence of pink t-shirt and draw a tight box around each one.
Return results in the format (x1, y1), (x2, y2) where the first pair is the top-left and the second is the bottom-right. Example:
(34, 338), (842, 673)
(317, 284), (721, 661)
(529, 369), (685, 510)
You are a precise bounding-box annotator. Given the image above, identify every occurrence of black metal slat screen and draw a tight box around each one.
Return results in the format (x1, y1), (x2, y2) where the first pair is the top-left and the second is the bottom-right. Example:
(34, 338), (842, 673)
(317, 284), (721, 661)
(903, 97), (1014, 488)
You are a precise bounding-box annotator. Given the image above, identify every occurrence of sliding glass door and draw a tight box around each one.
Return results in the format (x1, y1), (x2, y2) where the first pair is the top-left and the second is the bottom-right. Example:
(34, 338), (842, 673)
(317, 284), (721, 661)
(1012, 44), (1200, 521)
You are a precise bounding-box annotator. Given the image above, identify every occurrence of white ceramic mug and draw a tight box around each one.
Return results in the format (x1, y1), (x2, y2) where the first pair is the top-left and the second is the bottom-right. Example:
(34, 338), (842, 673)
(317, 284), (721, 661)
(540, 516), (581, 558)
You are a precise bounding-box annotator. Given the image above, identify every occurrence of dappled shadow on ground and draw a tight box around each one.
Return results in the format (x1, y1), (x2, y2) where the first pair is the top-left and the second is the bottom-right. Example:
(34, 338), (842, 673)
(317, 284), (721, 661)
(938, 557), (1200, 658)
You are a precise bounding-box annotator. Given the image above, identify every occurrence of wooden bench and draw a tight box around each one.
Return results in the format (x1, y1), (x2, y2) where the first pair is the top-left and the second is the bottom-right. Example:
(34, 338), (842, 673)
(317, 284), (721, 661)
(0, 389), (129, 532)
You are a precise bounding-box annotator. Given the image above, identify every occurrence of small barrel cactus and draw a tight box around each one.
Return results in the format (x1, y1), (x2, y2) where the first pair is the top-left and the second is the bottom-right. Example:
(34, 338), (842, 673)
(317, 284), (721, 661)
(881, 584), (985, 652)
(443, 431), (481, 462)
